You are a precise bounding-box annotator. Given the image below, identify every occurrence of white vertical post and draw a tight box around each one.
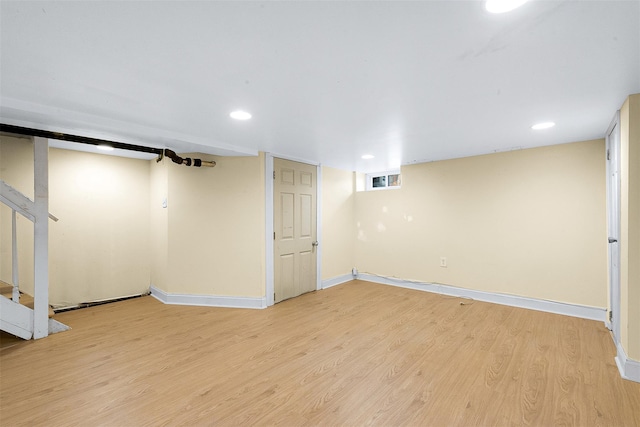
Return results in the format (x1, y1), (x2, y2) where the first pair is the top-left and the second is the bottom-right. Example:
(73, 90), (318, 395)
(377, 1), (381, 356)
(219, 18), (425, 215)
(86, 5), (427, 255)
(11, 209), (19, 302)
(32, 137), (49, 339)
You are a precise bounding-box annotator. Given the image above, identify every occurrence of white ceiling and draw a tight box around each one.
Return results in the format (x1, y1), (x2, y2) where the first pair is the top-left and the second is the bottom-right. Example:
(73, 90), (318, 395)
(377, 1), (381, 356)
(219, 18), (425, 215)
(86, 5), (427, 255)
(1, 1), (639, 172)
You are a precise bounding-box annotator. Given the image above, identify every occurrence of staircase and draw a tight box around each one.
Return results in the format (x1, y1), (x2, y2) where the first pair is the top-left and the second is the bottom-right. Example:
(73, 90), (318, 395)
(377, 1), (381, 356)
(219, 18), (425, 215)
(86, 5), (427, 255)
(0, 137), (68, 339)
(1, 281), (55, 318)
(0, 281), (59, 340)
(1, 293), (33, 340)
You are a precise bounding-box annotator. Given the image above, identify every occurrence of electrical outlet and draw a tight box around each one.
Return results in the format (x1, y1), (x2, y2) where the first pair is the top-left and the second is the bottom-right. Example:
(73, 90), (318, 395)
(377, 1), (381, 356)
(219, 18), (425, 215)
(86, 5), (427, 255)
(440, 257), (447, 268)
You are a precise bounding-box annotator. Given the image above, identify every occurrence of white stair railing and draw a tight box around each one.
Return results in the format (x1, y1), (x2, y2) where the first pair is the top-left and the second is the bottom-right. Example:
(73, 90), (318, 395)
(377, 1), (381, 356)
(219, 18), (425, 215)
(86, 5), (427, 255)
(1, 180), (35, 308)
(0, 137), (55, 339)
(2, 184), (59, 304)
(11, 209), (20, 302)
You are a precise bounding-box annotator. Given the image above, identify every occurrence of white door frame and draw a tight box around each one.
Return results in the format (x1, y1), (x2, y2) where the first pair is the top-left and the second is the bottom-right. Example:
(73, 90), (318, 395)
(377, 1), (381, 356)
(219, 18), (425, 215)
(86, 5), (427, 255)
(605, 111), (621, 340)
(265, 153), (322, 307)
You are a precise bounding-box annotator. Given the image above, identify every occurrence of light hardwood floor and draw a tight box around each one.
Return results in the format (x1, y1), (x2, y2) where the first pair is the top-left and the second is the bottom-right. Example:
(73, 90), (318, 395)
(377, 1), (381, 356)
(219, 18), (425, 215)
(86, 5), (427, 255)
(1, 280), (638, 426)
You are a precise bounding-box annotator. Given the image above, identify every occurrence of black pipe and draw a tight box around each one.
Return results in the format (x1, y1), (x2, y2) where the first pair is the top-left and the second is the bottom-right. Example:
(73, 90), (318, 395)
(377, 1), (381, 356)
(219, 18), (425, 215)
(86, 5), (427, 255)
(164, 149), (216, 168)
(0, 123), (164, 156)
(1, 123), (216, 168)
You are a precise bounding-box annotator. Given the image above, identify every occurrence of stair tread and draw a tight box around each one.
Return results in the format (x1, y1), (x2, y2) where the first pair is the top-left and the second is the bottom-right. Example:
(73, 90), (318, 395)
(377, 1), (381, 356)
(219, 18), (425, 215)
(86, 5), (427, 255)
(1, 293), (55, 318)
(0, 283), (14, 295)
(1, 279), (55, 317)
(21, 300), (55, 318)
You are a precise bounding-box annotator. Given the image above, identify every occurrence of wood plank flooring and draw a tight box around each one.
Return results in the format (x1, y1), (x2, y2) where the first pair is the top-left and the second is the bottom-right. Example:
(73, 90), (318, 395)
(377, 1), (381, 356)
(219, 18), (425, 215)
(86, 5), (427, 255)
(1, 280), (638, 426)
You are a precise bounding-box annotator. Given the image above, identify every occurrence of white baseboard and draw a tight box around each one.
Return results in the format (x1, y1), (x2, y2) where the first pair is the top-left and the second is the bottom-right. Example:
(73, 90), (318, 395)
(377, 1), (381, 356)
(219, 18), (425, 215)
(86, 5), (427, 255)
(357, 273), (606, 323)
(615, 341), (640, 383)
(322, 274), (354, 289)
(149, 286), (266, 309)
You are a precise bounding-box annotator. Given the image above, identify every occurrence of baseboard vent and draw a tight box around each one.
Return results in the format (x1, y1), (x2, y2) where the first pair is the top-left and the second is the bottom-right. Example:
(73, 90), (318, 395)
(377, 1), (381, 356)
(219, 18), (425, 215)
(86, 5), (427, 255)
(53, 292), (150, 313)
(357, 273), (606, 323)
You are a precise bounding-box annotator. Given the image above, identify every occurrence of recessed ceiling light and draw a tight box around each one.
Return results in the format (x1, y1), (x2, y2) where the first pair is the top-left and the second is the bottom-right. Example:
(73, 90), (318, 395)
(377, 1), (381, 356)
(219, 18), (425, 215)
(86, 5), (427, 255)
(485, 0), (528, 13)
(96, 145), (114, 151)
(230, 110), (252, 120)
(531, 122), (556, 130)
(361, 154), (375, 160)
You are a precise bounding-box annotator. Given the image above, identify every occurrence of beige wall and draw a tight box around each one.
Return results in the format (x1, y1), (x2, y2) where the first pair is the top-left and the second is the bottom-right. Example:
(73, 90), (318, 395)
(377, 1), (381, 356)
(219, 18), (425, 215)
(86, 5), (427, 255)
(1, 136), (267, 304)
(0, 132), (617, 319)
(354, 140), (607, 308)
(149, 158), (169, 292)
(619, 94), (640, 360)
(321, 166), (356, 279)
(0, 135), (151, 307)
(48, 148), (151, 306)
(157, 153), (265, 297)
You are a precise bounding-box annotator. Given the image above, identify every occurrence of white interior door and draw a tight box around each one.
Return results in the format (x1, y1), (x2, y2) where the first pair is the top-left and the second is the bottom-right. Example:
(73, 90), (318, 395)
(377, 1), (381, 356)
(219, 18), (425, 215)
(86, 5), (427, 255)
(273, 158), (317, 303)
(606, 112), (621, 340)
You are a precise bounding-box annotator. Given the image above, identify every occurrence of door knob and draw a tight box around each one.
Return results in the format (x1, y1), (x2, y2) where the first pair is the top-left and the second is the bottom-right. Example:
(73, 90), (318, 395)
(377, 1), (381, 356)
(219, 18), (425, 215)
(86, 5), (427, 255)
(609, 237), (618, 243)
(312, 241), (319, 247)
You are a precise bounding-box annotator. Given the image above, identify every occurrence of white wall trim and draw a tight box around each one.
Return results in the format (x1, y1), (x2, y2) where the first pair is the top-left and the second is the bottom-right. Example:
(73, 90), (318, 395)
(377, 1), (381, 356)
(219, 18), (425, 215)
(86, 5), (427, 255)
(316, 164), (322, 291)
(615, 341), (640, 383)
(322, 274), (354, 289)
(265, 151), (320, 167)
(358, 274), (606, 322)
(150, 286), (267, 310)
(265, 153), (275, 307)
(606, 110), (621, 343)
